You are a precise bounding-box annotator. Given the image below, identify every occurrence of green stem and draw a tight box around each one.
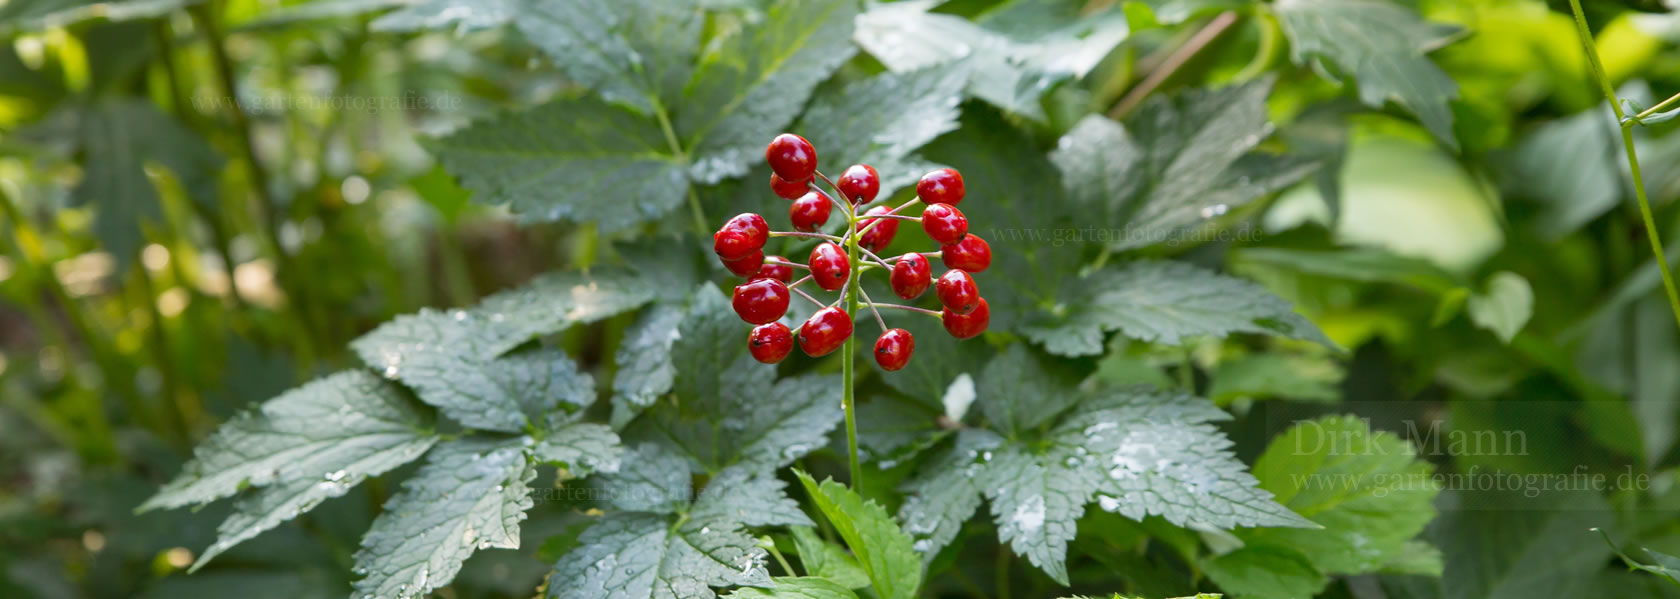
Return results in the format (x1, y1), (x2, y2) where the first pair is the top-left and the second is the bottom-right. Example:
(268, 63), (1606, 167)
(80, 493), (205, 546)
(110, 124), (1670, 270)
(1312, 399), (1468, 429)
(841, 182), (864, 490)
(1109, 10), (1239, 119)
(1634, 89), (1680, 122)
(1567, 0), (1680, 333)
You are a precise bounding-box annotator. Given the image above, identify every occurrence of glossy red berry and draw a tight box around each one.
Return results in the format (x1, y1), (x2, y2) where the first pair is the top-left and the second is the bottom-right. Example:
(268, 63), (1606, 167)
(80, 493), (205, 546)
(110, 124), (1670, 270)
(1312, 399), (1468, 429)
(920, 203), (968, 245)
(837, 164), (880, 204)
(748, 322), (794, 364)
(916, 168), (965, 205)
(766, 133), (817, 181)
(790, 192), (832, 232)
(890, 253), (932, 299)
(752, 256), (794, 284)
(770, 173), (809, 200)
(722, 250), (765, 277)
(715, 213), (769, 260)
(798, 307), (853, 357)
(942, 297), (989, 339)
(941, 234), (991, 273)
(873, 328), (915, 371)
(732, 279), (790, 325)
(858, 206), (899, 252)
(935, 269), (980, 315)
(809, 242), (850, 291)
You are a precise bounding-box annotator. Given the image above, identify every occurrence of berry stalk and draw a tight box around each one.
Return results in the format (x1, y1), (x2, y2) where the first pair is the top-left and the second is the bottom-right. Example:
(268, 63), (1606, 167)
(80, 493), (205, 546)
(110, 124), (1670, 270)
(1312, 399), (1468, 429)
(840, 176), (865, 489)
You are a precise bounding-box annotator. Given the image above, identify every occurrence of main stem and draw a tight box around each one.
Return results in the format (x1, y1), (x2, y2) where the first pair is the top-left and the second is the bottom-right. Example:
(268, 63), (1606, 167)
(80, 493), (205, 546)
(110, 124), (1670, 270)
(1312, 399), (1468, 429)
(838, 178), (864, 489)
(1568, 0), (1680, 332)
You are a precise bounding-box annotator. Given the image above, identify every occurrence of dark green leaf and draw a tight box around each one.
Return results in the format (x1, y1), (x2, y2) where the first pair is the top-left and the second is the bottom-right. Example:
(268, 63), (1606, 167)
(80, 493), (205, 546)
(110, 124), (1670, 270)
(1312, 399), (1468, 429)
(795, 65), (967, 198)
(796, 472), (923, 599)
(724, 577), (859, 599)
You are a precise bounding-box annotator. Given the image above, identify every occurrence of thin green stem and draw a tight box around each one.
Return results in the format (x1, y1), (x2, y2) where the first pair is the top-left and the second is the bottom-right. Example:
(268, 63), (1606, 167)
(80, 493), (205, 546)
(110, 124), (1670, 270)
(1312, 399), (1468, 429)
(771, 231), (845, 243)
(869, 302), (943, 318)
(841, 173), (864, 490)
(1109, 10), (1239, 119)
(1634, 90), (1680, 122)
(858, 287), (888, 331)
(764, 539), (798, 576)
(1568, 0), (1680, 332)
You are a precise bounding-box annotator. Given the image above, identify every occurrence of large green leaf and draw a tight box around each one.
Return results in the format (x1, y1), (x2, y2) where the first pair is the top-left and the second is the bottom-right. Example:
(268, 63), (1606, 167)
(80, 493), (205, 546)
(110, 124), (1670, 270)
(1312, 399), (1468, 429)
(725, 577), (859, 599)
(1274, 0), (1462, 148)
(854, 0), (1128, 120)
(431, 94), (689, 231)
(681, 0), (858, 182)
(547, 444), (812, 599)
(610, 303), (685, 427)
(351, 437), (537, 599)
(794, 65), (968, 198)
(139, 370), (436, 512)
(796, 473), (923, 599)
(1020, 261), (1331, 357)
(1050, 79), (1314, 251)
(0, 0), (193, 30)
(513, 0), (701, 115)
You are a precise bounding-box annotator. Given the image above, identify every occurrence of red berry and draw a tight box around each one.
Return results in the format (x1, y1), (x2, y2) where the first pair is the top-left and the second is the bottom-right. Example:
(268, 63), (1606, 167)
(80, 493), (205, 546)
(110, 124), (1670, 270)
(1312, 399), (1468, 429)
(766, 133), (817, 181)
(837, 164), (880, 204)
(916, 168), (965, 205)
(715, 213), (769, 260)
(941, 234), (991, 272)
(858, 206), (899, 252)
(942, 297), (989, 339)
(809, 242), (850, 291)
(920, 203), (968, 245)
(722, 250), (765, 277)
(770, 173), (809, 199)
(732, 279), (790, 325)
(790, 192), (832, 232)
(935, 269), (980, 315)
(798, 307), (853, 357)
(890, 253), (932, 299)
(873, 328), (915, 371)
(748, 322), (794, 364)
(752, 256), (794, 284)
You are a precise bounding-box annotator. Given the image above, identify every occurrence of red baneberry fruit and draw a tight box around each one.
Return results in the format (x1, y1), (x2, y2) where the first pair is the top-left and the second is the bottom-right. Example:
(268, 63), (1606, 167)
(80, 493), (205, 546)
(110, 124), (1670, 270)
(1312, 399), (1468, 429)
(916, 168), (964, 205)
(873, 328), (915, 371)
(714, 213), (769, 260)
(748, 322), (794, 364)
(770, 173), (809, 199)
(942, 297), (989, 339)
(790, 192), (832, 232)
(732, 279), (790, 325)
(858, 206), (899, 252)
(941, 234), (991, 272)
(837, 164), (880, 204)
(752, 256), (794, 284)
(890, 253), (932, 299)
(809, 242), (850, 291)
(766, 133), (817, 181)
(722, 250), (765, 277)
(920, 203), (968, 245)
(798, 307), (853, 356)
(935, 269), (980, 314)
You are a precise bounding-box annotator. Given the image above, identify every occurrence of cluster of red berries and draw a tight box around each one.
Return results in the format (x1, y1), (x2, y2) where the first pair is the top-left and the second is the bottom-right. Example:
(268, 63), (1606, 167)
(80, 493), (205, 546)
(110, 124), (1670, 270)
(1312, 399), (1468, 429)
(712, 133), (992, 371)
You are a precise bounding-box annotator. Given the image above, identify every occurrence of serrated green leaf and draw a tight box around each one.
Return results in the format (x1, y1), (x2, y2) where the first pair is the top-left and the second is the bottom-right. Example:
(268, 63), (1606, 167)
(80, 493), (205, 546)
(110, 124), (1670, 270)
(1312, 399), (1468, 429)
(1467, 271), (1533, 343)
(140, 370), (436, 512)
(725, 577), (859, 599)
(1274, 0), (1461, 148)
(352, 437), (536, 599)
(369, 0), (516, 32)
(1241, 416), (1439, 576)
(1021, 261), (1331, 356)
(380, 347), (594, 433)
(70, 100), (223, 269)
(976, 344), (1084, 436)
(629, 286), (841, 473)
(1062, 388), (1315, 530)
(855, 0), (1127, 120)
(549, 445), (796, 599)
(794, 65), (967, 198)
(789, 527), (870, 589)
(352, 268), (653, 415)
(514, 0), (701, 116)
(532, 421), (624, 476)
(795, 472), (923, 599)
(681, 0), (858, 182)
(431, 95), (688, 232)
(1203, 546), (1327, 599)
(610, 303), (684, 427)
(896, 429), (1002, 564)
(976, 444), (1094, 585)
(1051, 80), (1313, 251)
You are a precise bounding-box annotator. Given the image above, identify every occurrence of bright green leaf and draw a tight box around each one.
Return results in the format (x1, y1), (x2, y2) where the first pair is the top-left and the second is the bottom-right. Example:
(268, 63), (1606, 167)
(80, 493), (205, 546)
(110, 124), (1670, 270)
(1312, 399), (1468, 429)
(1467, 271), (1533, 343)
(795, 472), (923, 599)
